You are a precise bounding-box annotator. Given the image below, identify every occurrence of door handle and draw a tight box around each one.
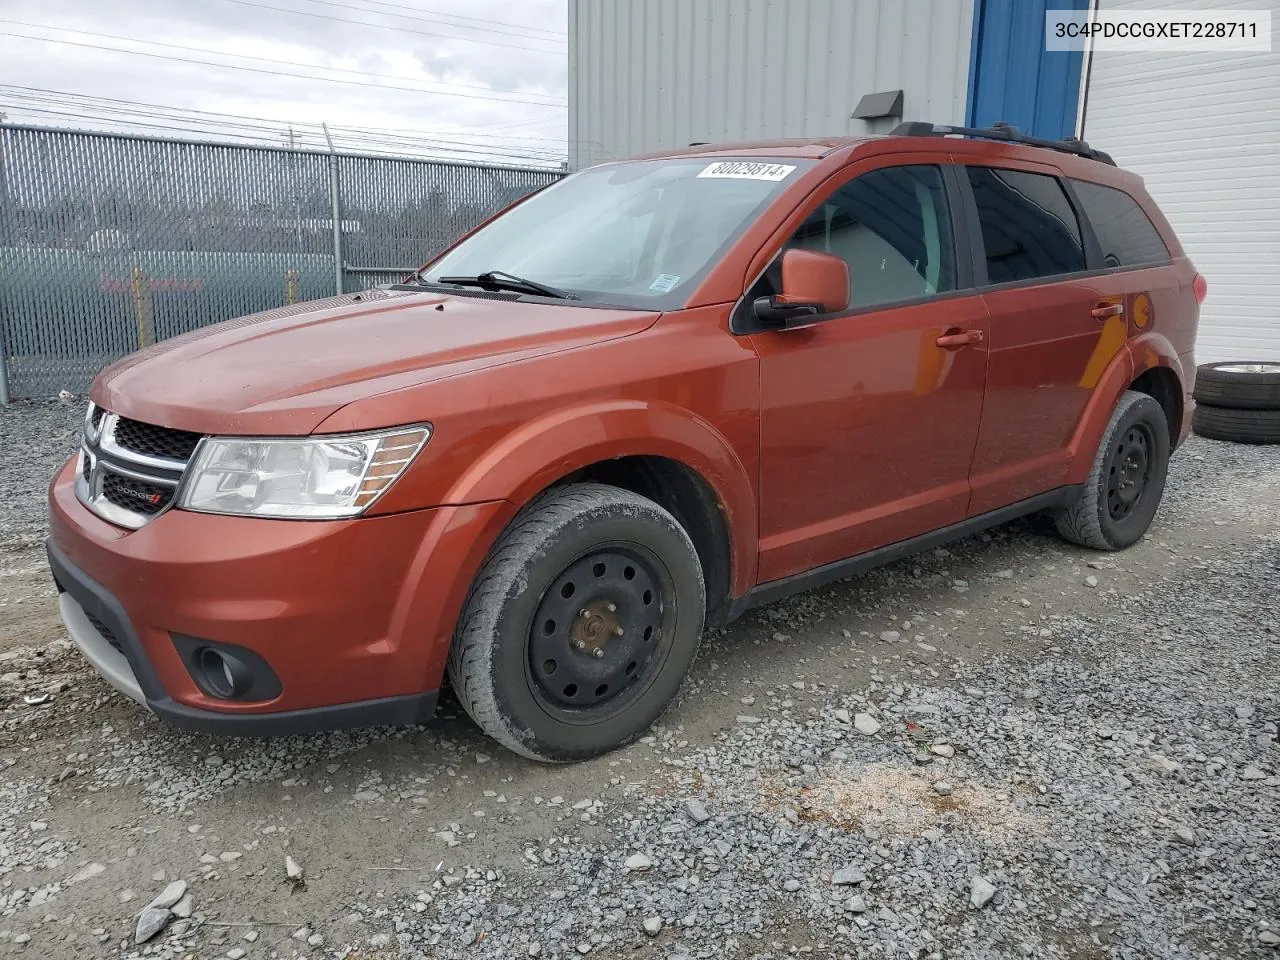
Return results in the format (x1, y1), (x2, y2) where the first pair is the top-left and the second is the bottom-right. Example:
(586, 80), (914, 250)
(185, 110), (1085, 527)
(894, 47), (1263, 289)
(1091, 302), (1125, 319)
(935, 328), (984, 349)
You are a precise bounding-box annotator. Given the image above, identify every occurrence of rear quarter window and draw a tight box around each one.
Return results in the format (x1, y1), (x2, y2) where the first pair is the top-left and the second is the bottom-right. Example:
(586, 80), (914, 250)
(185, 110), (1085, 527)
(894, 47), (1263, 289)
(1069, 179), (1171, 268)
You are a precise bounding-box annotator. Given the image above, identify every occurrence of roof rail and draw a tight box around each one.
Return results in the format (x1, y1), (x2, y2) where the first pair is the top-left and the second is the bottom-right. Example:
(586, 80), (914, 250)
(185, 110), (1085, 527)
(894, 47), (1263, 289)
(890, 121), (1116, 166)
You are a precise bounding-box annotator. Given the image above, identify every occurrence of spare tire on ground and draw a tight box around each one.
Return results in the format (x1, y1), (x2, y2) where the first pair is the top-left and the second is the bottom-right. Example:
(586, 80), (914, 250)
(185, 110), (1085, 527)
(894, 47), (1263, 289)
(1192, 404), (1280, 444)
(1192, 362), (1280, 410)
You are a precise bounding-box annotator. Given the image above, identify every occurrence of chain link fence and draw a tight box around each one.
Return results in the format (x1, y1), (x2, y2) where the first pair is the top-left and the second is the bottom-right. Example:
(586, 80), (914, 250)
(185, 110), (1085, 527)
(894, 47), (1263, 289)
(0, 124), (564, 400)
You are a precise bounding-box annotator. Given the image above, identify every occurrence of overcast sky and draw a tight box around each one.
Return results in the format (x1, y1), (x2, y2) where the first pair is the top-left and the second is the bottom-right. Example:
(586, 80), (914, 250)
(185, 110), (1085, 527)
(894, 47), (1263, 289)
(0, 0), (568, 165)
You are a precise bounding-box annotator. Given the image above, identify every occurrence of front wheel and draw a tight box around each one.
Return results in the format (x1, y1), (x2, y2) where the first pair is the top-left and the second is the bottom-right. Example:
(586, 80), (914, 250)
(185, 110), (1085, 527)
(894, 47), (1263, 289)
(447, 483), (705, 762)
(1053, 390), (1171, 551)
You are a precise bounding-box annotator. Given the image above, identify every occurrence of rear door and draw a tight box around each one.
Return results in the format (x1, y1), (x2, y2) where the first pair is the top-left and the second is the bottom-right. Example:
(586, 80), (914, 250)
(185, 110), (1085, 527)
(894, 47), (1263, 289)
(1066, 177), (1192, 380)
(960, 163), (1120, 515)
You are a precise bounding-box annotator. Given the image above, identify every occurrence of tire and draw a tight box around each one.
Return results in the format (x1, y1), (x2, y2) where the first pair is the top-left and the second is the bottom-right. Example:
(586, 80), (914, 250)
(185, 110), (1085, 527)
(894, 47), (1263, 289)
(1053, 390), (1171, 551)
(1192, 362), (1280, 411)
(447, 482), (706, 763)
(1191, 404), (1280, 445)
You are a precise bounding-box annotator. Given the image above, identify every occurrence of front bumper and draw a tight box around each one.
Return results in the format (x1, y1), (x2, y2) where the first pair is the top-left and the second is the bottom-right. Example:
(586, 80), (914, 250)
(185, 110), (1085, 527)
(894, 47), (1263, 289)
(57, 588), (145, 705)
(48, 539), (437, 734)
(47, 458), (506, 735)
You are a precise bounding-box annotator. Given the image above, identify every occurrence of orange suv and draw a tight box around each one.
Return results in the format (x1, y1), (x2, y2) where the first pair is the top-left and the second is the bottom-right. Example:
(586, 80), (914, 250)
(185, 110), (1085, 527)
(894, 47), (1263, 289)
(47, 123), (1203, 761)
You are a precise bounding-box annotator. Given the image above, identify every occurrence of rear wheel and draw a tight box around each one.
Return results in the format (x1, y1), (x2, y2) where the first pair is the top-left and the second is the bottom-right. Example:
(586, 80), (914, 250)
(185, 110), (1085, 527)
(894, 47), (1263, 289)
(1053, 391), (1170, 551)
(447, 483), (705, 762)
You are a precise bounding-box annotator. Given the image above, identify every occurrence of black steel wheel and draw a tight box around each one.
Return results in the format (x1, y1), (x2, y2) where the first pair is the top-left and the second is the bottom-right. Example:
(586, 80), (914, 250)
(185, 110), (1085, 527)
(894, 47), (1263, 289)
(527, 545), (672, 721)
(1104, 423), (1154, 522)
(447, 483), (705, 762)
(1054, 390), (1170, 551)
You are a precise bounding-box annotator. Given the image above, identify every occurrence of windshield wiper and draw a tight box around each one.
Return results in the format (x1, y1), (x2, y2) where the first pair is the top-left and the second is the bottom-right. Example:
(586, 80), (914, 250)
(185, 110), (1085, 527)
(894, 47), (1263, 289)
(435, 270), (578, 300)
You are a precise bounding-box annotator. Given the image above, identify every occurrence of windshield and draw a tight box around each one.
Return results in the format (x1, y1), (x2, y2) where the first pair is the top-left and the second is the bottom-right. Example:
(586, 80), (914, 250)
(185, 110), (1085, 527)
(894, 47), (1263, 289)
(421, 157), (813, 308)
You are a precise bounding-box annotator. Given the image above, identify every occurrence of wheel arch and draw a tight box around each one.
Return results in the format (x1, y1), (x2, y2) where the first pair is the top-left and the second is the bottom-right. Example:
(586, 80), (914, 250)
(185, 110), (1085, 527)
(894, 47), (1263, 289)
(440, 399), (757, 614)
(552, 455), (735, 627)
(1128, 365), (1183, 449)
(1067, 335), (1186, 485)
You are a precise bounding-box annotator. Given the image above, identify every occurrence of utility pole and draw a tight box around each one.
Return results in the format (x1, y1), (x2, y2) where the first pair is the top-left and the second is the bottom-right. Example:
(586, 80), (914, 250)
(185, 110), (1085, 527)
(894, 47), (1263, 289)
(322, 123), (343, 295)
(287, 125), (303, 250)
(0, 112), (8, 402)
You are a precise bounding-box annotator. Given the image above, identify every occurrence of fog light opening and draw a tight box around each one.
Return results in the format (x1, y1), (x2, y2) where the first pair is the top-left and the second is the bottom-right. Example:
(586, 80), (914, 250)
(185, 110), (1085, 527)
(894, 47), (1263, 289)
(197, 647), (252, 699)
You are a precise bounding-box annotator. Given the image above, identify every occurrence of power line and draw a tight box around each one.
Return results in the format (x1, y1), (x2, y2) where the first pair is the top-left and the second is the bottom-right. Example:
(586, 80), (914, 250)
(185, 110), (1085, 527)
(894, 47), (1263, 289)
(0, 86), (570, 161)
(3, 105), (325, 147)
(0, 86), (573, 158)
(339, 119), (567, 148)
(310, 0), (565, 38)
(0, 31), (568, 109)
(0, 92), (567, 159)
(3, 104), (567, 165)
(439, 111), (570, 134)
(294, 0), (566, 42)
(0, 84), (573, 150)
(219, 0), (566, 55)
(0, 20), (565, 105)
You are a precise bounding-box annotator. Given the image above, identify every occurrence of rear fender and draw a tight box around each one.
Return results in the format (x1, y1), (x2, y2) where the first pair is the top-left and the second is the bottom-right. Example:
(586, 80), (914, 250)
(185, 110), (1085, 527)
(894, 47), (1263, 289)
(1066, 333), (1184, 485)
(1129, 331), (1186, 384)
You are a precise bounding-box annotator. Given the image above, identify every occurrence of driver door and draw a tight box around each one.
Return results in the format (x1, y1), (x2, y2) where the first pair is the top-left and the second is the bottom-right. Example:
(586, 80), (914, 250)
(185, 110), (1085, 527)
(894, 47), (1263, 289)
(747, 159), (990, 583)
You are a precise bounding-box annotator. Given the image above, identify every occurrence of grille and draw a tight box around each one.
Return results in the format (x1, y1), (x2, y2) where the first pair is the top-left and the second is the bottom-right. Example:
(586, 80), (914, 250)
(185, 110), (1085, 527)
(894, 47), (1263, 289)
(89, 406), (106, 430)
(101, 472), (173, 516)
(113, 417), (203, 462)
(83, 609), (124, 655)
(80, 405), (199, 528)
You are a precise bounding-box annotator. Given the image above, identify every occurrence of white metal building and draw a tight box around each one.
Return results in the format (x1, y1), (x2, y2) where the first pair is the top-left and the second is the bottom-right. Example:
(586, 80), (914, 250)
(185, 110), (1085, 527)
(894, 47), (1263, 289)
(566, 0), (975, 167)
(1083, 0), (1280, 362)
(567, 0), (1280, 362)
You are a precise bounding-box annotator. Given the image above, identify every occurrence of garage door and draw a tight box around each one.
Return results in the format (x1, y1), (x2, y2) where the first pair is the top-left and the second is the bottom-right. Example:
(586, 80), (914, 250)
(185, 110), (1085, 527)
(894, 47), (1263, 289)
(1082, 0), (1280, 363)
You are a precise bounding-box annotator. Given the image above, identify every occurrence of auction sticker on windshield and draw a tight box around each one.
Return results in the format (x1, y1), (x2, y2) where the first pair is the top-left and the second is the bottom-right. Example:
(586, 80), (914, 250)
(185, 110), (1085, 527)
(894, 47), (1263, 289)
(697, 161), (796, 181)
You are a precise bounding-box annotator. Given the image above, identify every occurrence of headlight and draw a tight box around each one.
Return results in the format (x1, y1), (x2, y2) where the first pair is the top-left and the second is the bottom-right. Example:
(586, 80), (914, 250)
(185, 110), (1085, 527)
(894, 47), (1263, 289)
(178, 426), (430, 519)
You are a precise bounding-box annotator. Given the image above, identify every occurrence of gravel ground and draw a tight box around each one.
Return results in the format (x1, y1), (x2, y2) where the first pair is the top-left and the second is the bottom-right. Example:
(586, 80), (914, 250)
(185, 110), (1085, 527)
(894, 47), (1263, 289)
(0, 399), (82, 545)
(0, 399), (1277, 959)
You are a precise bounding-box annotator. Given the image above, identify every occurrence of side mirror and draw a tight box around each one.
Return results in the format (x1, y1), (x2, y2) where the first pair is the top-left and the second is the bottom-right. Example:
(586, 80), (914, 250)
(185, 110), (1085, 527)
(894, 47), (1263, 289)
(753, 249), (849, 328)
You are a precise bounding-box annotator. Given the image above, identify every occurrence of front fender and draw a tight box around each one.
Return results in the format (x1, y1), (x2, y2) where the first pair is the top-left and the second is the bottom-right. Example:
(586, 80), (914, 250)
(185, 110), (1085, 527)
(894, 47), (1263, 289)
(388, 400), (758, 692)
(443, 399), (758, 597)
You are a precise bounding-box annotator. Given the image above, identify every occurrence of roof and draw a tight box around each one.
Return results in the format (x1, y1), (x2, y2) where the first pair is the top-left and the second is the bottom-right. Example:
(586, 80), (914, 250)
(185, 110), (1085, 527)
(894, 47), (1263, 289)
(615, 124), (1122, 175)
(627, 136), (879, 162)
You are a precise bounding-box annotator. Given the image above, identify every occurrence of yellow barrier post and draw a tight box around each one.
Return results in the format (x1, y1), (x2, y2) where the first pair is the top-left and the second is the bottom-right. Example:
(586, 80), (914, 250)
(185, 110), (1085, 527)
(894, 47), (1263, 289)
(131, 266), (154, 348)
(286, 269), (300, 305)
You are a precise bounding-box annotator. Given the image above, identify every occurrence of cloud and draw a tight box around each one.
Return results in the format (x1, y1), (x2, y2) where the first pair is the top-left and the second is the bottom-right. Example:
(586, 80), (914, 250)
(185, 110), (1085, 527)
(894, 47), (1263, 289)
(0, 0), (568, 163)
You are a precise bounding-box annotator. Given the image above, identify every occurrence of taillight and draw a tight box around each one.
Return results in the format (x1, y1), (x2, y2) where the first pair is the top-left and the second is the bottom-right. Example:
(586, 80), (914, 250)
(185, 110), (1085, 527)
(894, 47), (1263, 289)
(1192, 273), (1208, 304)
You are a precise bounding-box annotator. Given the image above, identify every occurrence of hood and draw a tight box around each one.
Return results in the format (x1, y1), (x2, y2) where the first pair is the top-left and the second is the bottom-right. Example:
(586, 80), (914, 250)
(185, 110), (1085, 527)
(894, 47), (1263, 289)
(92, 288), (659, 435)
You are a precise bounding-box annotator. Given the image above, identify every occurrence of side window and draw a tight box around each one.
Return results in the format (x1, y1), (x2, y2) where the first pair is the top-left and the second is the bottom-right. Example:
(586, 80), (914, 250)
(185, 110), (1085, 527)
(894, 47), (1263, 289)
(967, 167), (1086, 284)
(1069, 179), (1171, 267)
(770, 165), (956, 310)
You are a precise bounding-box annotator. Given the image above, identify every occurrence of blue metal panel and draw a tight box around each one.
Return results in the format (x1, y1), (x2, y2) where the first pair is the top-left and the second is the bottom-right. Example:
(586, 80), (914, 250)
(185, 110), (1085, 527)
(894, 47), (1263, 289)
(966, 0), (1087, 140)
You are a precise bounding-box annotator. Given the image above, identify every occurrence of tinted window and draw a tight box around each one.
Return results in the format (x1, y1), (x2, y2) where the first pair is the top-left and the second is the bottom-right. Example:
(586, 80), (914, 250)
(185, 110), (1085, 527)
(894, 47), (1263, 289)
(1070, 179), (1170, 267)
(781, 165), (955, 309)
(967, 167), (1085, 283)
